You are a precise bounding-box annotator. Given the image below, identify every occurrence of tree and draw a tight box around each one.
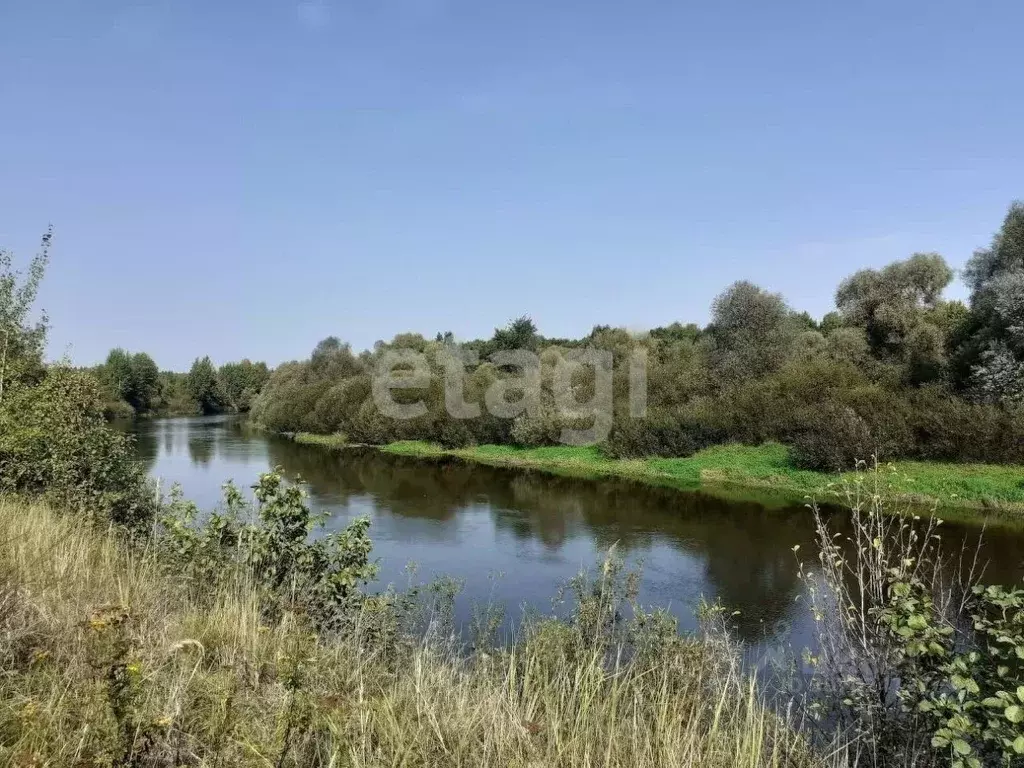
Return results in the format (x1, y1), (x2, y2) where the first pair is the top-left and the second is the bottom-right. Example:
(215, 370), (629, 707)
(218, 359), (270, 412)
(490, 315), (539, 353)
(835, 252), (956, 384)
(101, 348), (133, 400)
(960, 202), (1024, 403)
(0, 229), (50, 403)
(100, 349), (159, 413)
(129, 353), (160, 411)
(649, 322), (701, 344)
(705, 281), (795, 383)
(186, 356), (223, 415)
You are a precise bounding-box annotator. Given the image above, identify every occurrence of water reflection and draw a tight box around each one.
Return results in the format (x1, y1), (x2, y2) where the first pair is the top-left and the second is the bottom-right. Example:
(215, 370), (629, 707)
(122, 416), (1024, 649)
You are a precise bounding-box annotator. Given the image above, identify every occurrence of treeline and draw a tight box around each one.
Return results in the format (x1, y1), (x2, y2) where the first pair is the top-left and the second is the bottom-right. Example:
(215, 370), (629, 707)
(91, 351), (269, 418)
(252, 202), (1024, 471)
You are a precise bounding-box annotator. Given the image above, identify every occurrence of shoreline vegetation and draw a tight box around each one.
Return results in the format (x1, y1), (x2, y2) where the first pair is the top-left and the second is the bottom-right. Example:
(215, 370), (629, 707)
(0, 494), (825, 767)
(285, 431), (1024, 520)
(250, 204), (1024, 524)
(3, 229), (1024, 766)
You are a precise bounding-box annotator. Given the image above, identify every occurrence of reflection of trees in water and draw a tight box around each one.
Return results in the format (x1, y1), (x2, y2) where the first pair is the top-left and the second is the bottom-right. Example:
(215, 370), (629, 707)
(127, 419), (159, 474)
(187, 433), (216, 466)
(262, 440), (822, 641)
(153, 422), (1024, 646)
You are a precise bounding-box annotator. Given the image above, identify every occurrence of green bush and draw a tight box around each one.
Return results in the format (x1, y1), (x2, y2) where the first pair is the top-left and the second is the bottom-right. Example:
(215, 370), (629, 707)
(910, 388), (1024, 464)
(159, 471), (377, 632)
(802, 490), (1024, 767)
(789, 403), (875, 472)
(605, 408), (728, 459)
(0, 366), (154, 529)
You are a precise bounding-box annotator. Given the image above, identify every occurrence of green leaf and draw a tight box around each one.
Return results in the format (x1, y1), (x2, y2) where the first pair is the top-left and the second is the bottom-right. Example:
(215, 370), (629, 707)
(1013, 735), (1024, 755)
(1006, 705), (1023, 723)
(907, 613), (928, 630)
(952, 738), (971, 756)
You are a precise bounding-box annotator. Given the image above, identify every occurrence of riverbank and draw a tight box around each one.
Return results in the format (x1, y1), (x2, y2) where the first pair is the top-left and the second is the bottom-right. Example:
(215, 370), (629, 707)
(374, 440), (1024, 518)
(0, 496), (826, 768)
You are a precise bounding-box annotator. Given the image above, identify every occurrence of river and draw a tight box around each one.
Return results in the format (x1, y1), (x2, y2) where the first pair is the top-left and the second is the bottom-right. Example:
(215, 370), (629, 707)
(125, 415), (1024, 656)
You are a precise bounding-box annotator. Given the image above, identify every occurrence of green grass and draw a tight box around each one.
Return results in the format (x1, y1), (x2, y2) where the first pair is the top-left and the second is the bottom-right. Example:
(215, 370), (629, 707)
(291, 431), (349, 449)
(0, 497), (832, 768)
(381, 440), (1024, 518)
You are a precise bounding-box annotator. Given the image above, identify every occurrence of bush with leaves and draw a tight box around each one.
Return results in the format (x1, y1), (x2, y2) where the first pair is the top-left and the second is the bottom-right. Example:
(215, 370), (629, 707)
(798, 473), (1024, 767)
(159, 470), (378, 632)
(0, 366), (154, 529)
(789, 403), (876, 472)
(605, 407), (727, 459)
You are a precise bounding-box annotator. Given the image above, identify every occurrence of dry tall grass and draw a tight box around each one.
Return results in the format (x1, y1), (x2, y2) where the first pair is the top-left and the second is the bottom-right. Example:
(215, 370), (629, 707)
(0, 497), (837, 767)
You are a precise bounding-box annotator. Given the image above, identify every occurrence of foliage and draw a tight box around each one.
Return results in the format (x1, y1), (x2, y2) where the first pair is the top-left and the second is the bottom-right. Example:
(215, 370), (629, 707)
(0, 235), (154, 529)
(98, 348), (160, 413)
(217, 358), (269, 412)
(789, 403), (875, 472)
(185, 355), (225, 415)
(0, 229), (50, 404)
(0, 365), (154, 528)
(236, 201), (1024, 473)
(960, 202), (1024, 404)
(93, 351), (270, 418)
(159, 471), (377, 632)
(799, 478), (1024, 767)
(0, 497), (827, 768)
(835, 252), (954, 370)
(704, 280), (797, 384)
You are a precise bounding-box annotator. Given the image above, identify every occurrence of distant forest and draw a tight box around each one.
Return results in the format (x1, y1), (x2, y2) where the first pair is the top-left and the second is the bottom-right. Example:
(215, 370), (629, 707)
(101, 202), (1024, 472)
(91, 353), (269, 419)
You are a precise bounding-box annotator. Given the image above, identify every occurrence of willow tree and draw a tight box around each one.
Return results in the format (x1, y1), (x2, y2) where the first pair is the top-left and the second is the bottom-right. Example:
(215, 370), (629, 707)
(704, 281), (796, 384)
(834, 252), (956, 384)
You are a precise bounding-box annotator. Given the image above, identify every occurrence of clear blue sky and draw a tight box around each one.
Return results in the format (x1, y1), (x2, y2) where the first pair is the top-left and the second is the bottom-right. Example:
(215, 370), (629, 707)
(1, 0), (1021, 371)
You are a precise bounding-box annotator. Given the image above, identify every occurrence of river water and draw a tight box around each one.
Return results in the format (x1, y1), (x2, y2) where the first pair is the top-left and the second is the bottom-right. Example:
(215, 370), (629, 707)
(126, 415), (1024, 655)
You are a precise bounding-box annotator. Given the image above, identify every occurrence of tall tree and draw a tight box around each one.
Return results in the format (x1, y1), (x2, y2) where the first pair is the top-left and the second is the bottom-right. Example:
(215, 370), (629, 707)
(835, 252), (955, 384)
(218, 359), (270, 412)
(0, 229), (50, 403)
(186, 356), (223, 415)
(705, 281), (795, 383)
(961, 202), (1024, 403)
(100, 349), (160, 412)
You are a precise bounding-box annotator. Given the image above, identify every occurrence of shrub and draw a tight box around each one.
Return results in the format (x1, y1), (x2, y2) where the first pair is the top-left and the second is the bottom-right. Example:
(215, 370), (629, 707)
(910, 387), (1024, 464)
(0, 366), (154, 529)
(799, 480), (1024, 767)
(605, 408), (728, 459)
(841, 385), (915, 460)
(160, 471), (378, 632)
(789, 403), (875, 472)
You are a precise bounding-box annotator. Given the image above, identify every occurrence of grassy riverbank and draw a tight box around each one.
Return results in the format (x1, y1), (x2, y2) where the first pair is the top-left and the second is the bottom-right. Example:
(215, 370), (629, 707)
(0, 497), (827, 767)
(374, 440), (1024, 517)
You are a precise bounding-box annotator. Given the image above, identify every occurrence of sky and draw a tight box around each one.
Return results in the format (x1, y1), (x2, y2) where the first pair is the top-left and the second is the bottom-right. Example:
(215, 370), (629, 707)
(1, 0), (1022, 371)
